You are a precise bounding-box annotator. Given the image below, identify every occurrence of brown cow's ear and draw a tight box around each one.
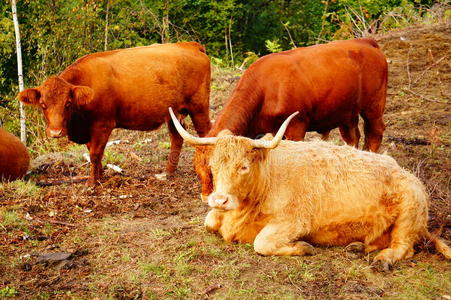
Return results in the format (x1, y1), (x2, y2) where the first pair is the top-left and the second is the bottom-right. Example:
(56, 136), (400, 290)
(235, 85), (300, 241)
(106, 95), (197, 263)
(18, 88), (41, 105)
(72, 86), (94, 107)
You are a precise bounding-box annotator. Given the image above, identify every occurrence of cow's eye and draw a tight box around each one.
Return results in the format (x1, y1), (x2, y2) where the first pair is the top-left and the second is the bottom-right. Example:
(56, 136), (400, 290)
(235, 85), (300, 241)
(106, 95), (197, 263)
(239, 165), (249, 174)
(65, 101), (72, 108)
(40, 103), (47, 110)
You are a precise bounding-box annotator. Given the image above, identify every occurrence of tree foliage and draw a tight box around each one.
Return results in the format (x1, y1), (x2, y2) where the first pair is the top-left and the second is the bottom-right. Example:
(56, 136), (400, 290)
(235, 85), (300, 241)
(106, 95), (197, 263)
(0, 0), (447, 134)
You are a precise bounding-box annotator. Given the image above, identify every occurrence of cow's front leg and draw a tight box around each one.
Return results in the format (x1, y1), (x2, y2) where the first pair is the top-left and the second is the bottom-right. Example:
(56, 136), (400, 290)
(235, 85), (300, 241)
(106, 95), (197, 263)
(254, 223), (315, 256)
(204, 209), (224, 233)
(86, 123), (113, 185)
(166, 119), (184, 173)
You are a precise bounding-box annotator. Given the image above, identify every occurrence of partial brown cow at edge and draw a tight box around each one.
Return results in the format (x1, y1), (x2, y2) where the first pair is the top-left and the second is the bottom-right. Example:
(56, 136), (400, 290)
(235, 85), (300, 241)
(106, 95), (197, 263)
(19, 42), (211, 185)
(0, 128), (30, 181)
(195, 38), (388, 200)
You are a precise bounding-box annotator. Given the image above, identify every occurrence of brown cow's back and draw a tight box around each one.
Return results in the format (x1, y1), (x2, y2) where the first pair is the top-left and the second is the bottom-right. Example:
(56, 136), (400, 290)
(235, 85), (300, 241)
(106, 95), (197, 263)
(237, 38), (387, 135)
(0, 128), (30, 181)
(60, 42), (210, 131)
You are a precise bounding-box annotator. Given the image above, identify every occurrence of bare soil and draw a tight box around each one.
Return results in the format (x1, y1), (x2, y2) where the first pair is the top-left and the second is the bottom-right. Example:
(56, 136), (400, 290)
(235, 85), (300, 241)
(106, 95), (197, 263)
(1, 23), (450, 299)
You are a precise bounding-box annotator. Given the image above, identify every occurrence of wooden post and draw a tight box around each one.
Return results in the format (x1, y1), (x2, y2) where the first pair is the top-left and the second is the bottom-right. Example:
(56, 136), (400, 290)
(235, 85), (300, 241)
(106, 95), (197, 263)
(11, 0), (27, 144)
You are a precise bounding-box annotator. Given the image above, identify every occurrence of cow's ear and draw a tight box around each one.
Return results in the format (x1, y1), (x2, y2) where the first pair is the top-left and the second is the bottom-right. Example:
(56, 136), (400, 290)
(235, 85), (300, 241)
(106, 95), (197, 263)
(71, 86), (94, 107)
(18, 88), (41, 105)
(217, 129), (233, 137)
(260, 133), (274, 141)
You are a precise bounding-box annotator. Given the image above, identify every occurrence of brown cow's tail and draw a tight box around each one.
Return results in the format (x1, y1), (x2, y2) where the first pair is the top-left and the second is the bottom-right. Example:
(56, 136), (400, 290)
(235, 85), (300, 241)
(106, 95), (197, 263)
(423, 231), (451, 259)
(356, 38), (380, 49)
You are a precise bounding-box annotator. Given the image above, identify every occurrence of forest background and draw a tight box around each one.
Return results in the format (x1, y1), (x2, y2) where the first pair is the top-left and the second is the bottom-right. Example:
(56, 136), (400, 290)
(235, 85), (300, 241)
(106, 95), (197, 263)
(0, 0), (448, 141)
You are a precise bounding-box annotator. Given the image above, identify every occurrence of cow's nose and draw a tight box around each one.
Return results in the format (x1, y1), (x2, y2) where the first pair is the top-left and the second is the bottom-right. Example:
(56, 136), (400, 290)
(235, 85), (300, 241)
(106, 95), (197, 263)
(49, 129), (63, 138)
(213, 194), (229, 206)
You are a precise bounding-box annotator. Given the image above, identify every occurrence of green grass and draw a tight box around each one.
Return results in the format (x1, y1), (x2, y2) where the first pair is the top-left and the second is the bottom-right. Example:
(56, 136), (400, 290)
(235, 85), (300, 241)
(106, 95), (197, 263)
(0, 286), (18, 298)
(103, 148), (126, 165)
(0, 180), (41, 199)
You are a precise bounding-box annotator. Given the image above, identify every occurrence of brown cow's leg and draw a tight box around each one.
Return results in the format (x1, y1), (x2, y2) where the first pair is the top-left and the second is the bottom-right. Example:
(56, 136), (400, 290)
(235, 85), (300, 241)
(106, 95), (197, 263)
(189, 107), (211, 137)
(254, 223), (315, 256)
(339, 117), (360, 148)
(319, 130), (331, 141)
(166, 119), (184, 173)
(362, 116), (385, 152)
(361, 89), (386, 152)
(86, 125), (113, 185)
(188, 77), (211, 137)
(284, 120), (308, 141)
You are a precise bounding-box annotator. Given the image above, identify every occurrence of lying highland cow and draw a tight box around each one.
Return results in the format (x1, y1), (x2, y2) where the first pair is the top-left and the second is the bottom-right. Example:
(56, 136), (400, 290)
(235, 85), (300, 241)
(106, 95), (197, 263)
(0, 128), (30, 181)
(169, 108), (450, 270)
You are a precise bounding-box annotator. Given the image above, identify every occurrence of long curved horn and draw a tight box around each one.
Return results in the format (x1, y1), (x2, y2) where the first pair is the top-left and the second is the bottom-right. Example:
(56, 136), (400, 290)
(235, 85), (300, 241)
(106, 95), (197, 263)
(169, 107), (218, 145)
(251, 111), (299, 149)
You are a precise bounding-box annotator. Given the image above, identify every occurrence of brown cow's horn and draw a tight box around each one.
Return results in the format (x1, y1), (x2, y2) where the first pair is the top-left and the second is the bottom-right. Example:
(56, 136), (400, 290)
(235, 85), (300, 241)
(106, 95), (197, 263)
(168, 107), (218, 145)
(251, 111), (299, 149)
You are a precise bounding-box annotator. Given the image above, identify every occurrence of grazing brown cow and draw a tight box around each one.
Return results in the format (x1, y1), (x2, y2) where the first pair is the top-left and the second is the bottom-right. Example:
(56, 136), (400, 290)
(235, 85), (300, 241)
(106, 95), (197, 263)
(0, 128), (30, 181)
(195, 38), (388, 200)
(170, 109), (450, 271)
(18, 42), (211, 185)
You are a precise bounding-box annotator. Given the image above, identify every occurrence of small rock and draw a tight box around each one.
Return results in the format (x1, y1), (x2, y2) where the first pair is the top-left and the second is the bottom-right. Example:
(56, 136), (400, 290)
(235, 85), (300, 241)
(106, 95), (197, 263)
(155, 173), (167, 181)
(45, 244), (59, 250)
(20, 263), (32, 271)
(73, 249), (89, 257)
(36, 252), (72, 264)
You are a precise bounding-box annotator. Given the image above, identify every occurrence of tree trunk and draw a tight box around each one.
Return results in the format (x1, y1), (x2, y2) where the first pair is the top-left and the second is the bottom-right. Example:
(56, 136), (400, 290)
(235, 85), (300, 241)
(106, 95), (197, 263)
(104, 0), (109, 51)
(11, 0), (26, 144)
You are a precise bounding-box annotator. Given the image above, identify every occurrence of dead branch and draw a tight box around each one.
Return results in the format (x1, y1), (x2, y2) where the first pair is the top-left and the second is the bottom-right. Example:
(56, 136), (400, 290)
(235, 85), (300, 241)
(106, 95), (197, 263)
(36, 177), (88, 187)
(402, 88), (450, 104)
(32, 218), (76, 227)
(412, 55), (448, 86)
(201, 283), (222, 295)
(406, 45), (412, 89)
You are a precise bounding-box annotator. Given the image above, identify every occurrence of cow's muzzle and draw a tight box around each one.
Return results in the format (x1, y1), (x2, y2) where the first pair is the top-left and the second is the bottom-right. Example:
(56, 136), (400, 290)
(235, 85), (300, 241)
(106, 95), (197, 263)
(208, 193), (238, 210)
(46, 128), (65, 138)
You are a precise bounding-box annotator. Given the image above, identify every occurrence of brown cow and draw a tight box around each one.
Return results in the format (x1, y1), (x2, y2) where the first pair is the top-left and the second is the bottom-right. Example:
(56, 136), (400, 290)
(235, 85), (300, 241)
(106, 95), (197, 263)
(18, 42), (211, 185)
(195, 38), (388, 200)
(170, 109), (450, 271)
(0, 128), (30, 181)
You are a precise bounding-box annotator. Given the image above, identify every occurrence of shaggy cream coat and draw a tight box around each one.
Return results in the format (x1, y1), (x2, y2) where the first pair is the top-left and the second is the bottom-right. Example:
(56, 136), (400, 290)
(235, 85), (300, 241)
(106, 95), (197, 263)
(205, 135), (450, 268)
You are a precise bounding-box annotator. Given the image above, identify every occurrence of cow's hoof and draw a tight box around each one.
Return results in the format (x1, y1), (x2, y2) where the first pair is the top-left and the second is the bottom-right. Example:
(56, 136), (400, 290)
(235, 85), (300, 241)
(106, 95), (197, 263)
(345, 242), (365, 253)
(86, 178), (99, 186)
(371, 259), (392, 272)
(296, 241), (316, 256)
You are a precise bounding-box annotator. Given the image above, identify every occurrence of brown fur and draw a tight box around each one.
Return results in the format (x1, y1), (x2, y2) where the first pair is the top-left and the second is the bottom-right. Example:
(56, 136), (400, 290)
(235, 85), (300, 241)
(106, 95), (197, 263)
(195, 38), (388, 198)
(0, 128), (30, 181)
(204, 134), (450, 266)
(18, 42), (211, 185)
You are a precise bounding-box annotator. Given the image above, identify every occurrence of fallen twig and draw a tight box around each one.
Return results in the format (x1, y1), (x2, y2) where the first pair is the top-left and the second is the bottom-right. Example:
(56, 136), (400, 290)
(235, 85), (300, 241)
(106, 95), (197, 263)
(402, 88), (449, 104)
(36, 177), (89, 186)
(201, 283), (222, 295)
(412, 55), (448, 86)
(32, 218), (75, 227)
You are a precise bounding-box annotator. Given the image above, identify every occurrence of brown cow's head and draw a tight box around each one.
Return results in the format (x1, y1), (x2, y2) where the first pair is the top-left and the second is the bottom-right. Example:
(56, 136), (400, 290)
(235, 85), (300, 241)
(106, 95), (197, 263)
(169, 107), (298, 210)
(18, 76), (93, 138)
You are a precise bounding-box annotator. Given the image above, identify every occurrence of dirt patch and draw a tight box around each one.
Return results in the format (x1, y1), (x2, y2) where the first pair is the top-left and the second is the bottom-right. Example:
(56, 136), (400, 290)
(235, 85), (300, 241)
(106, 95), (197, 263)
(1, 24), (450, 299)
